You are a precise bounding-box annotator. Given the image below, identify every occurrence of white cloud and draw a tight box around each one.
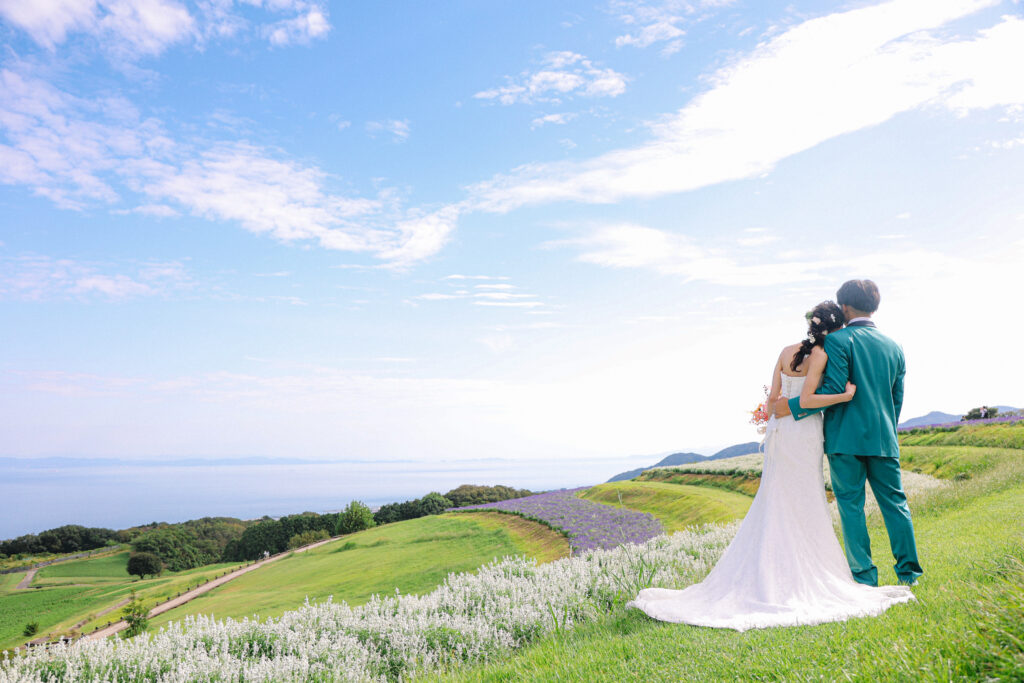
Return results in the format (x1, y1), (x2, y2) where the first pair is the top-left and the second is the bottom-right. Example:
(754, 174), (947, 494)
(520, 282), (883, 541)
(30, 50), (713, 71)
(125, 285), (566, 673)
(0, 254), (192, 300)
(366, 119), (411, 142)
(0, 0), (194, 57)
(611, 0), (734, 54)
(118, 203), (180, 217)
(264, 5), (329, 46)
(0, 68), (448, 265)
(411, 276), (544, 309)
(0, 0), (101, 49)
(548, 223), (836, 286)
(0, 0), (331, 58)
(442, 274), (510, 280)
(531, 112), (577, 128)
(474, 51), (627, 105)
(466, 1), (1024, 214)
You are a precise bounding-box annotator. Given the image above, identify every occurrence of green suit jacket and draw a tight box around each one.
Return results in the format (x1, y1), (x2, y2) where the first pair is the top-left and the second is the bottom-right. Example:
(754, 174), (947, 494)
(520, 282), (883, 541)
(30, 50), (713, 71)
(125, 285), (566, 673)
(788, 323), (905, 457)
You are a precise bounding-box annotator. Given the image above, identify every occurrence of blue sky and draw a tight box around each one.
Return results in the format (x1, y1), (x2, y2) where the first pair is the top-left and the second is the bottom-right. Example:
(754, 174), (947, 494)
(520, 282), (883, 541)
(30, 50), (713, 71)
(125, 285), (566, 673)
(1, 0), (1022, 465)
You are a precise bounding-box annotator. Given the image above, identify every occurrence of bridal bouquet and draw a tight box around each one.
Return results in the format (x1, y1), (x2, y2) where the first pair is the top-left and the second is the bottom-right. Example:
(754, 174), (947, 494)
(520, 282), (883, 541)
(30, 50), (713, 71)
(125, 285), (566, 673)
(750, 385), (771, 434)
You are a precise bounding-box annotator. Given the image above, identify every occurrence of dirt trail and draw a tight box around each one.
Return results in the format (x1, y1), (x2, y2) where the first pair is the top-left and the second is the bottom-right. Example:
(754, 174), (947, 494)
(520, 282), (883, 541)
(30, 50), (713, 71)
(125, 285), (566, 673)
(83, 536), (336, 641)
(15, 569), (38, 590)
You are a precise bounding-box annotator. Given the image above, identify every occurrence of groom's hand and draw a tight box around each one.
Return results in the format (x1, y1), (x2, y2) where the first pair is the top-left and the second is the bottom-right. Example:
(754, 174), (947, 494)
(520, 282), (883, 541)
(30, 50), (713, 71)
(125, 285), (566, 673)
(773, 397), (792, 417)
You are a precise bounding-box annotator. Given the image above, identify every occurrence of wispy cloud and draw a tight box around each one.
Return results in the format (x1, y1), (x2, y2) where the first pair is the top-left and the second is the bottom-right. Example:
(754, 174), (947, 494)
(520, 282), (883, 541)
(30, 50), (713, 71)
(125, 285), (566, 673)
(0, 0), (331, 60)
(410, 278), (545, 309)
(548, 220), (1024, 290)
(263, 4), (330, 46)
(0, 254), (193, 300)
(474, 51), (627, 106)
(531, 112), (578, 129)
(467, 1), (1024, 214)
(365, 119), (411, 142)
(0, 67), (452, 266)
(611, 0), (735, 55)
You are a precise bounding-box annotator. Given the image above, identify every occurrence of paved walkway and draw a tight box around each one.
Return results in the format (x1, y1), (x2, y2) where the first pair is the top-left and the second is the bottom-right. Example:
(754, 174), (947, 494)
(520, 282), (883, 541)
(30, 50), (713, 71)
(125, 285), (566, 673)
(83, 536), (337, 641)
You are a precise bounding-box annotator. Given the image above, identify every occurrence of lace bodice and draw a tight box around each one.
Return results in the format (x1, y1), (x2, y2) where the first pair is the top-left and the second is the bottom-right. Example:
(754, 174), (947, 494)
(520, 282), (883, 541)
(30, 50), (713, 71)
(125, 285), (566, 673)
(780, 373), (806, 399)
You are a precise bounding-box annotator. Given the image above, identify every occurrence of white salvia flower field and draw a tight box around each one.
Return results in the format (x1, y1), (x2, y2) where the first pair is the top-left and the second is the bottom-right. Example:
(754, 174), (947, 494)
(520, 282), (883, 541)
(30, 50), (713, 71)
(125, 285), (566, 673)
(0, 523), (738, 682)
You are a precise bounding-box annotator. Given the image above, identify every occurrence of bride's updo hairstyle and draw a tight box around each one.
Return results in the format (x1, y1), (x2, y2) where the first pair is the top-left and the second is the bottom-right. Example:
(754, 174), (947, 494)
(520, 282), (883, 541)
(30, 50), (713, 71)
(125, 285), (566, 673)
(791, 300), (845, 372)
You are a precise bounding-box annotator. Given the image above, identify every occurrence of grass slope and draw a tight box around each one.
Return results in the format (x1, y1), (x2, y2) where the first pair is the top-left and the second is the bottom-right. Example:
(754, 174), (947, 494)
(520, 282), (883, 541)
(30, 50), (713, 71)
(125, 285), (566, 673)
(637, 470), (761, 497)
(440, 429), (1024, 681)
(33, 551), (132, 584)
(579, 482), (752, 533)
(149, 512), (568, 631)
(0, 554), (241, 651)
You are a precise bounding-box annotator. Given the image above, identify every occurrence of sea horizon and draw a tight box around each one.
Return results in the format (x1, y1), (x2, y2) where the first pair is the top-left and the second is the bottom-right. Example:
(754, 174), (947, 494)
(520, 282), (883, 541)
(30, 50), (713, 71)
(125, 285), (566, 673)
(0, 452), (707, 539)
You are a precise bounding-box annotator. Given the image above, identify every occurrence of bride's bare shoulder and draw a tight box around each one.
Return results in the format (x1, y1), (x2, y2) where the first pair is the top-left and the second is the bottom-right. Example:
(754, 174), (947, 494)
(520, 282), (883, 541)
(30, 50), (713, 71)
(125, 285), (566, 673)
(779, 342), (802, 358)
(778, 342), (802, 365)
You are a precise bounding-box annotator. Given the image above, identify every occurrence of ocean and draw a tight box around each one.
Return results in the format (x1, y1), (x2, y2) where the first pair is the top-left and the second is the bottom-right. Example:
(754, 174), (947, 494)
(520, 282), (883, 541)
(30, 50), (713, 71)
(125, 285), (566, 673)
(0, 455), (650, 538)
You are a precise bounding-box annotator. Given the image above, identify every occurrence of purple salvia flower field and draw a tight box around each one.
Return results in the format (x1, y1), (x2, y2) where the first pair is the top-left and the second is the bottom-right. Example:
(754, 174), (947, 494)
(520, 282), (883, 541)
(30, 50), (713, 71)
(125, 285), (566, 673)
(455, 488), (664, 554)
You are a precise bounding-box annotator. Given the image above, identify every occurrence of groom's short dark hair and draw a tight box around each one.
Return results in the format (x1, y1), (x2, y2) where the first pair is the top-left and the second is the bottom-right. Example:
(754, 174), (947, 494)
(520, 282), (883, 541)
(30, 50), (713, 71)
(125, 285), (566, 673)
(837, 280), (880, 313)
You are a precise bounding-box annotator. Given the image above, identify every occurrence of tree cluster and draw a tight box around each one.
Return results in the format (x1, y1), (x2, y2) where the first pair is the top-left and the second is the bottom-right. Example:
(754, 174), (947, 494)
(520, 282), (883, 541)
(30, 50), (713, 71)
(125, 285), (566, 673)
(373, 492), (452, 525)
(228, 502), (375, 561)
(963, 406), (1000, 421)
(442, 484), (533, 508)
(130, 517), (250, 572)
(0, 524), (118, 557)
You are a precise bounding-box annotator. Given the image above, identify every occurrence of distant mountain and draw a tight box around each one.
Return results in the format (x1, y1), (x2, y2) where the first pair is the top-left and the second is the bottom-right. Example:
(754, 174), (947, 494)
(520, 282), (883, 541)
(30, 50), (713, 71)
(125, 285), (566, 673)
(606, 441), (761, 483)
(899, 411), (961, 428)
(899, 406), (1019, 428)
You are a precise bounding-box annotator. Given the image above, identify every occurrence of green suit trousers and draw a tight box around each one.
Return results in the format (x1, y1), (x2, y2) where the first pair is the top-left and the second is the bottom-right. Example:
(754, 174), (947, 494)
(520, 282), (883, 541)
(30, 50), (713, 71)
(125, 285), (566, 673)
(828, 453), (923, 586)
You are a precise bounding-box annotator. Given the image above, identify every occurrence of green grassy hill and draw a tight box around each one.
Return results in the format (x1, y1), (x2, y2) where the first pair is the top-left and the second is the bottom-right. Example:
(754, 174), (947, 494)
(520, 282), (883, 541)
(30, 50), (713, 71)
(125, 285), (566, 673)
(579, 481), (753, 532)
(148, 511), (568, 630)
(0, 548), (241, 650)
(439, 423), (1024, 681)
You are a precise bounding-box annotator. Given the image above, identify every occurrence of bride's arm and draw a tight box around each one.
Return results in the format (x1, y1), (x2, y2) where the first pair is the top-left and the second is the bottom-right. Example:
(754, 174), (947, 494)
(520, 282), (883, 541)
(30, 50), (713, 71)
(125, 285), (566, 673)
(798, 347), (856, 409)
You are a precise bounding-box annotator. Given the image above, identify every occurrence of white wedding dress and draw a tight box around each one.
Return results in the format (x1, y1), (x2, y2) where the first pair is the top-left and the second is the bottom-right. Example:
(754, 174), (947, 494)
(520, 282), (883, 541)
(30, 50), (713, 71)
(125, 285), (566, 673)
(628, 374), (914, 631)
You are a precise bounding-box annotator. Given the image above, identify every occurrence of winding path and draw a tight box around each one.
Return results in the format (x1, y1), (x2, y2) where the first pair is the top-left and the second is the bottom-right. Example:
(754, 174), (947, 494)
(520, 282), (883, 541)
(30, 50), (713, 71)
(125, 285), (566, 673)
(83, 536), (336, 641)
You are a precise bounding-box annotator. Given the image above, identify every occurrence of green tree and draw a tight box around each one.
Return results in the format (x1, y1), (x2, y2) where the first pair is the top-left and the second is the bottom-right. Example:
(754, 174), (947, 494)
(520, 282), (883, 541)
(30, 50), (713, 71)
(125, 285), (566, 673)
(963, 406), (1000, 421)
(122, 592), (149, 638)
(126, 552), (163, 579)
(22, 622), (38, 638)
(415, 492), (453, 517)
(287, 528), (329, 549)
(336, 501), (376, 535)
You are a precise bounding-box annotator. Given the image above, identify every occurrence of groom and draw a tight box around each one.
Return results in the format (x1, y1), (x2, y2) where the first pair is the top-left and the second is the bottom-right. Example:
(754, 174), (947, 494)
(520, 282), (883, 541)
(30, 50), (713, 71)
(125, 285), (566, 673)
(776, 280), (923, 586)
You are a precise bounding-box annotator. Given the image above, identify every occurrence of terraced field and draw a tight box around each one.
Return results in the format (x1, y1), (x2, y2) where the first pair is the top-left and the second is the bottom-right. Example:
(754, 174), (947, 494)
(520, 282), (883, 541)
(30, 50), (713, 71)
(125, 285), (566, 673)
(148, 511), (568, 630)
(579, 481), (753, 532)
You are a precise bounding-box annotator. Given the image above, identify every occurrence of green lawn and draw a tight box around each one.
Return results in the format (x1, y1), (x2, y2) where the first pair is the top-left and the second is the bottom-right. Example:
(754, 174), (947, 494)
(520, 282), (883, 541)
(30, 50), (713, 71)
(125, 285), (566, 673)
(900, 444), (1020, 480)
(148, 511), (569, 631)
(0, 573), (21, 592)
(900, 422), (1024, 449)
(33, 551), (131, 584)
(637, 470), (761, 496)
(0, 554), (242, 651)
(0, 584), (135, 651)
(437, 430), (1024, 681)
(579, 481), (753, 533)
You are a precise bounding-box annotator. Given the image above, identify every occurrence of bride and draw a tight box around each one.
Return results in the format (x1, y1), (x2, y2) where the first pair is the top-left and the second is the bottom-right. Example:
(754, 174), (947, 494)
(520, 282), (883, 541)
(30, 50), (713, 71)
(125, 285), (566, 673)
(628, 301), (914, 631)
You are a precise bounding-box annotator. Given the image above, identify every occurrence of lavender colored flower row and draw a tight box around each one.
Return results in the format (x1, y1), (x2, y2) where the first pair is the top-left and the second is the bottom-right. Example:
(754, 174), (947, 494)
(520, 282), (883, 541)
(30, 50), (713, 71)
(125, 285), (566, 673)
(898, 414), (1024, 432)
(454, 488), (664, 555)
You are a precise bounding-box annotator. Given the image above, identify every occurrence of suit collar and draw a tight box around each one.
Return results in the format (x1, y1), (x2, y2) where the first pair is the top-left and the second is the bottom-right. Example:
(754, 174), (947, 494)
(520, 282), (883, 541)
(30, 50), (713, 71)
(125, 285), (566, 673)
(846, 319), (876, 328)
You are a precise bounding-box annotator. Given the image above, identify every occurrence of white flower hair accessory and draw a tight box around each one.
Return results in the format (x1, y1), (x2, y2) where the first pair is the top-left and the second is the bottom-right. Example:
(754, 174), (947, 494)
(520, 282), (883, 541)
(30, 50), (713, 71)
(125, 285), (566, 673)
(830, 313), (837, 322)
(811, 317), (821, 324)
